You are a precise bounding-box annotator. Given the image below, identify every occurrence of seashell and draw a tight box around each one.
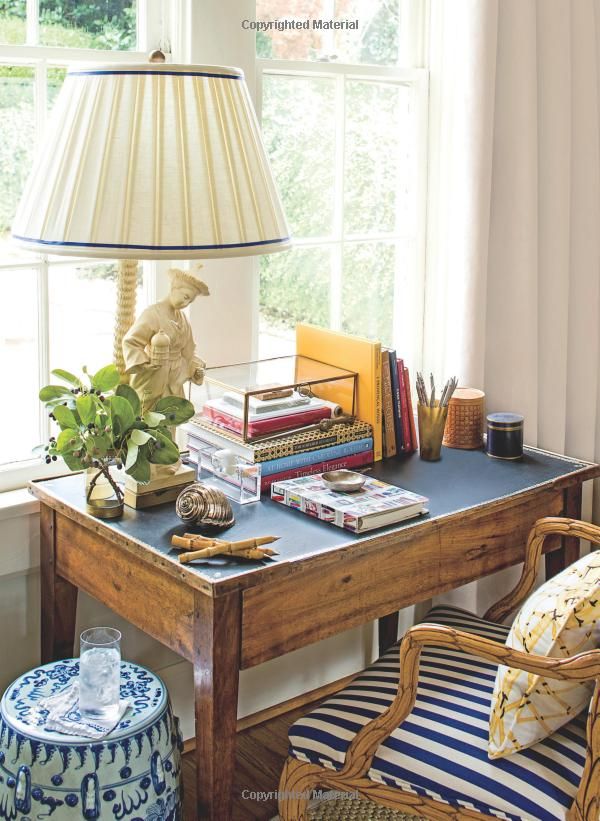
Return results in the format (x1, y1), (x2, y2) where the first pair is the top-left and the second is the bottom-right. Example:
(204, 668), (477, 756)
(175, 482), (235, 528)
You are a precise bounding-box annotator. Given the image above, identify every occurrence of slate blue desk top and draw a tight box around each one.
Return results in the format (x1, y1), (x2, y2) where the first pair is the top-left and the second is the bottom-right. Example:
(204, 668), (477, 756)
(31, 446), (598, 592)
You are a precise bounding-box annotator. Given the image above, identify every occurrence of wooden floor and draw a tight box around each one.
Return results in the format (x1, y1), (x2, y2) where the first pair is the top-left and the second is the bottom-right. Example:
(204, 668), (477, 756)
(181, 700), (320, 820)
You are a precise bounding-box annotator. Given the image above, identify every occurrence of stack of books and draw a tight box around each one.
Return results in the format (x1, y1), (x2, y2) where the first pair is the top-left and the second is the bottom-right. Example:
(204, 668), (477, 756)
(381, 349), (417, 458)
(186, 328), (417, 496)
(186, 390), (373, 493)
(296, 325), (416, 461)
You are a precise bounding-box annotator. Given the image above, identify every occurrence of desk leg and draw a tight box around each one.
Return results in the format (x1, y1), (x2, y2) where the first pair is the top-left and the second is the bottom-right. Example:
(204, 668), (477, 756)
(378, 612), (399, 655)
(194, 590), (241, 821)
(40, 506), (78, 663)
(545, 484), (583, 579)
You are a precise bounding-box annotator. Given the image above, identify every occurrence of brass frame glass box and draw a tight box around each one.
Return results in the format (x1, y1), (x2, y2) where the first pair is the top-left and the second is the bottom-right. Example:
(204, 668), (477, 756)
(191, 355), (358, 443)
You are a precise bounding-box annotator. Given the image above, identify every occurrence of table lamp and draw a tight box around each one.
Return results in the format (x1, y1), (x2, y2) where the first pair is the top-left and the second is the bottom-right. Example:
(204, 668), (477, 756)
(11, 51), (291, 375)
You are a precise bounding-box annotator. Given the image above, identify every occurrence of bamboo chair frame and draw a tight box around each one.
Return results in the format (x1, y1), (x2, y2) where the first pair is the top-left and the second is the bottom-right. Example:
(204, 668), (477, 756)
(278, 517), (600, 821)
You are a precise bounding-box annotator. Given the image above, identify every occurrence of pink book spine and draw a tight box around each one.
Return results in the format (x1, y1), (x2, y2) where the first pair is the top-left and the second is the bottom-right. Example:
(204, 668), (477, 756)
(203, 405), (331, 437)
(260, 450), (373, 493)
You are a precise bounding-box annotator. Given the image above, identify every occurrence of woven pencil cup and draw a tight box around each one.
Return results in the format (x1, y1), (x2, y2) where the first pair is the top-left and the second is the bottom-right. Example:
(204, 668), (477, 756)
(442, 388), (485, 450)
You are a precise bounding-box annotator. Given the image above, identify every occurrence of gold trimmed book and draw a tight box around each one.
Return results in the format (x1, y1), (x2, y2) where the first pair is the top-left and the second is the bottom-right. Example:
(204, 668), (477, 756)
(187, 417), (373, 463)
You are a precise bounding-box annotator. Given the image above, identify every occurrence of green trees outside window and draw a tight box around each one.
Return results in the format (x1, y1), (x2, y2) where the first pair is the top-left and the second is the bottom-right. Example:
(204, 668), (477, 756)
(0, 0), (136, 49)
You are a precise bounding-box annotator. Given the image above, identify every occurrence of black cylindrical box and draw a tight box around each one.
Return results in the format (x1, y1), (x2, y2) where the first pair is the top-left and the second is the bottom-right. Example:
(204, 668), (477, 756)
(486, 413), (524, 460)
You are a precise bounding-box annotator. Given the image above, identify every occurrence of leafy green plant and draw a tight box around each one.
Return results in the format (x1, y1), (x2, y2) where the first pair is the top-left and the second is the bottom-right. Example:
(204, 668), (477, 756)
(36, 364), (195, 504)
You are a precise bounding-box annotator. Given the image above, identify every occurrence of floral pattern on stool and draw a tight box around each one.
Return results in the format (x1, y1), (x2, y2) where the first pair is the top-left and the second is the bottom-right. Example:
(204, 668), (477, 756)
(0, 659), (183, 819)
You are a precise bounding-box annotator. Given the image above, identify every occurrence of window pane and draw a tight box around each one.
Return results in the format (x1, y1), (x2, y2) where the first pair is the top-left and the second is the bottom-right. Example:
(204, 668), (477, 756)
(0, 0), (26, 45)
(259, 245), (331, 357)
(0, 267), (40, 464)
(388, 237), (419, 367)
(0, 65), (34, 263)
(48, 66), (67, 110)
(256, 0), (400, 66)
(39, 0), (137, 49)
(344, 80), (411, 235)
(262, 73), (336, 238)
(341, 241), (395, 346)
(49, 261), (143, 375)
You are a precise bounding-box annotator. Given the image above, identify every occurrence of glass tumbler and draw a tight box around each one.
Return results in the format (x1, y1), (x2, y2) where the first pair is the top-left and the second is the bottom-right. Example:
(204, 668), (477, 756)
(79, 627), (122, 721)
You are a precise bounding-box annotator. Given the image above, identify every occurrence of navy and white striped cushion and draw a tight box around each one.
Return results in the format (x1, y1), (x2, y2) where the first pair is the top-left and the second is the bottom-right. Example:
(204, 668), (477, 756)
(288, 606), (588, 821)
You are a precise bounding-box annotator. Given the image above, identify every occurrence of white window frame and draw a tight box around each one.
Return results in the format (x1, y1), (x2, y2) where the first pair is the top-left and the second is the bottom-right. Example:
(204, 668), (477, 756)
(256, 56), (429, 365)
(0, 0), (169, 492)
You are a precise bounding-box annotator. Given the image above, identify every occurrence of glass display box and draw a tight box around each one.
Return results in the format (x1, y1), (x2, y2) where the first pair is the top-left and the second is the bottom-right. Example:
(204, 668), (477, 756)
(191, 355), (358, 444)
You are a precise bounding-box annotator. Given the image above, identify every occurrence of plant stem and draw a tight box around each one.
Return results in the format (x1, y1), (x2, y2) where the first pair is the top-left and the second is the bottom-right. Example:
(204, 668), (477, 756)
(86, 463), (124, 504)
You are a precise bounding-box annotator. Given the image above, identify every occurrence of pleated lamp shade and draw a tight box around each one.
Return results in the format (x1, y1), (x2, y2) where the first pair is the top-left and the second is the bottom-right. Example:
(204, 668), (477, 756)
(12, 62), (291, 260)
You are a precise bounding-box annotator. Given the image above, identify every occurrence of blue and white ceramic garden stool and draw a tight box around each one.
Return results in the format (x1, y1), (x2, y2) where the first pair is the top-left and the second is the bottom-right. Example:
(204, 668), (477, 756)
(0, 659), (183, 820)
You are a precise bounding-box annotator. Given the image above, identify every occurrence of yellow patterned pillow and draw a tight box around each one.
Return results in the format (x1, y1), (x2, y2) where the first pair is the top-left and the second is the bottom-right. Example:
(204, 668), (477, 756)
(488, 550), (600, 759)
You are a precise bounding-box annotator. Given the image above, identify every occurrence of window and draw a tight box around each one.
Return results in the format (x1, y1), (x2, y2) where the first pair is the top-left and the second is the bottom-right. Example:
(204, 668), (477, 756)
(0, 0), (166, 490)
(256, 0), (428, 373)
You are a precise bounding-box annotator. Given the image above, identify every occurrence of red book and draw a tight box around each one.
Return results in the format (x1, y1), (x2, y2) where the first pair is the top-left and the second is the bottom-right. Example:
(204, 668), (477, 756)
(260, 449), (373, 492)
(404, 366), (417, 453)
(381, 349), (397, 457)
(397, 359), (412, 452)
(202, 405), (331, 438)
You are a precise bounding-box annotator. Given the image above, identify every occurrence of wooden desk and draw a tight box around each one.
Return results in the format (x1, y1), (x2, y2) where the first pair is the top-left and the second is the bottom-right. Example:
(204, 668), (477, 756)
(31, 446), (599, 820)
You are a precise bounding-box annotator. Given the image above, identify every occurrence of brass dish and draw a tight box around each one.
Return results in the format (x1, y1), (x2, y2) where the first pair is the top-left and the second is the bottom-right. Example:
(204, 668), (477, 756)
(321, 470), (367, 493)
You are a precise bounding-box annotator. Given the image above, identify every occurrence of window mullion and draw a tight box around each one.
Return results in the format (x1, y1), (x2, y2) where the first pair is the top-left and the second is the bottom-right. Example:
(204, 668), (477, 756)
(35, 58), (46, 141)
(137, 0), (167, 53)
(37, 259), (50, 446)
(26, 0), (39, 46)
(330, 73), (345, 332)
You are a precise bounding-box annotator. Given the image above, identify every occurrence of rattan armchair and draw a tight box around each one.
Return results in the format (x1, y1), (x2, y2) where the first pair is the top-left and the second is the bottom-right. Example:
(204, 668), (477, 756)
(279, 518), (600, 821)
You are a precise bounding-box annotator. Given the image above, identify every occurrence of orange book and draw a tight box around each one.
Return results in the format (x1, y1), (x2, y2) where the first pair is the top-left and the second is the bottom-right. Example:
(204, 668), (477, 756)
(296, 324), (383, 461)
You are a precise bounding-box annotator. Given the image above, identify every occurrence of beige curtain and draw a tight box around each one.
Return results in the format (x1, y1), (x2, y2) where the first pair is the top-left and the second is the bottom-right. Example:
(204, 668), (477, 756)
(424, 0), (600, 614)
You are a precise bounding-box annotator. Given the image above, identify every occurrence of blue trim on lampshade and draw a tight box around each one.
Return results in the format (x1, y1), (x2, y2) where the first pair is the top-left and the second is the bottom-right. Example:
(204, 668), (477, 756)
(12, 235), (291, 252)
(67, 69), (244, 80)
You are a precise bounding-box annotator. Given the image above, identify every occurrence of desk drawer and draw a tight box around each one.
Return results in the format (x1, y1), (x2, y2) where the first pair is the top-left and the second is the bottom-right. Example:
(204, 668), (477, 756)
(241, 487), (565, 668)
(436, 487), (563, 590)
(241, 528), (439, 668)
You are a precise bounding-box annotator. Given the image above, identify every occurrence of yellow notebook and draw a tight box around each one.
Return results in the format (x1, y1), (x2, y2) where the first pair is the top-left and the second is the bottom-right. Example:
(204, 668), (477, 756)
(296, 324), (383, 461)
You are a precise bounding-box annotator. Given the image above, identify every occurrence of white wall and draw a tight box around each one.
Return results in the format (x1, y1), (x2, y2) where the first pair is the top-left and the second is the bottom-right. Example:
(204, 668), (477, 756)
(0, 498), (377, 741)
